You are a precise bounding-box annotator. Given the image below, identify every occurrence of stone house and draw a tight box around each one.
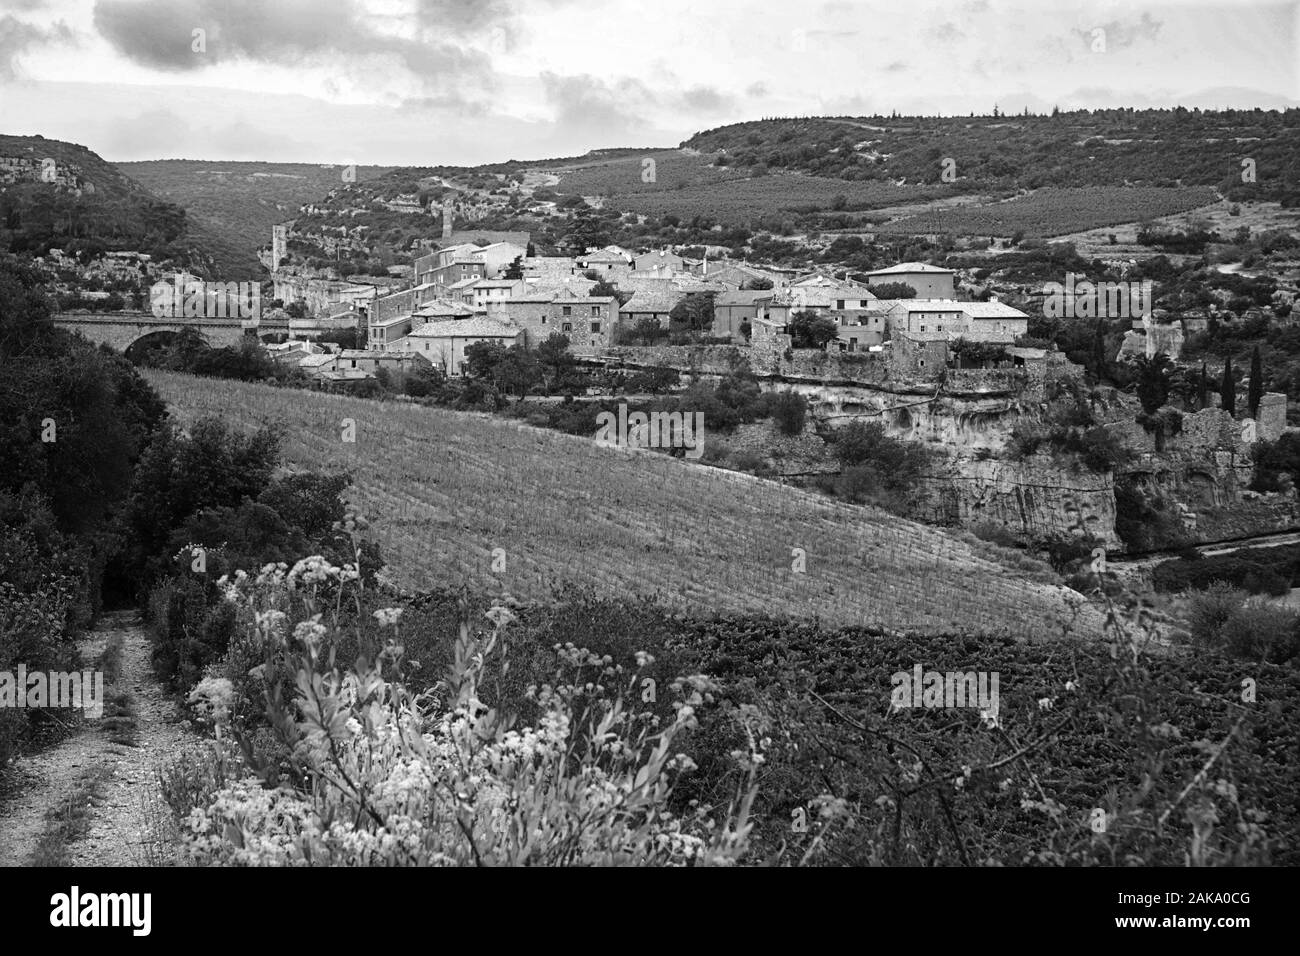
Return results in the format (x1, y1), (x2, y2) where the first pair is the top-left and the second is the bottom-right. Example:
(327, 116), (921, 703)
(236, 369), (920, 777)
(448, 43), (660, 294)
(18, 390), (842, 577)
(579, 249), (633, 275)
(712, 290), (772, 341)
(471, 278), (529, 310)
(831, 307), (891, 351)
(396, 316), (521, 375)
(619, 289), (685, 330)
(886, 299), (1028, 342)
(633, 249), (685, 274)
(863, 262), (957, 299)
(497, 291), (619, 353)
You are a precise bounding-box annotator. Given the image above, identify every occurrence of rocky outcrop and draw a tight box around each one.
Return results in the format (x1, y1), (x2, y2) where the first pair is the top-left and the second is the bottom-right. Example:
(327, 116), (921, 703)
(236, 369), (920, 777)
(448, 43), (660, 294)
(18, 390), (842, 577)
(913, 455), (1120, 547)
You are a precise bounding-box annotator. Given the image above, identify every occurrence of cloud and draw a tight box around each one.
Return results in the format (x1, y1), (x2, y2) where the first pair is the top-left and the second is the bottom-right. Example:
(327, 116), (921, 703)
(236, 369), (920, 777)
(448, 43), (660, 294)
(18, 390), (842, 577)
(539, 72), (652, 139)
(0, 15), (73, 80)
(91, 0), (495, 102)
(884, 61), (906, 73)
(1072, 12), (1163, 52)
(745, 81), (768, 97)
(928, 22), (961, 43)
(678, 85), (733, 113)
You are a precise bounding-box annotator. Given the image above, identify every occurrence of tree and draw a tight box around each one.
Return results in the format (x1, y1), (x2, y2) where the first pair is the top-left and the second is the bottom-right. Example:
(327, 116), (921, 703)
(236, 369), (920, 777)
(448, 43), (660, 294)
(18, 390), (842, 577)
(1249, 345), (1263, 419)
(742, 276), (773, 291)
(787, 310), (838, 349)
(770, 390), (808, 436)
(1198, 362), (1209, 410)
(402, 361), (445, 398)
(667, 292), (717, 337)
(1133, 354), (1179, 415)
(1221, 358), (1236, 416)
(589, 278), (630, 305)
(1091, 319), (1108, 381)
(536, 333), (574, 393)
(463, 340), (508, 382)
(497, 344), (541, 398)
(869, 282), (916, 299)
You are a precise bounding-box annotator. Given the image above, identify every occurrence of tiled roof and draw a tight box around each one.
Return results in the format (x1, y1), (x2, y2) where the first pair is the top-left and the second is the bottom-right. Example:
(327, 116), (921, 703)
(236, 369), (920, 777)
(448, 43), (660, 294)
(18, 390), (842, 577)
(409, 316), (520, 338)
(619, 289), (685, 314)
(714, 291), (771, 306)
(958, 300), (1029, 319)
(866, 262), (955, 276)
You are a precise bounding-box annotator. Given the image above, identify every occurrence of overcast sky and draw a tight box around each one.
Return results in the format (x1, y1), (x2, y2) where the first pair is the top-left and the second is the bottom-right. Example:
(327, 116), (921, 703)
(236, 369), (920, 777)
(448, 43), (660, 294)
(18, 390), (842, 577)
(1, 0), (1296, 165)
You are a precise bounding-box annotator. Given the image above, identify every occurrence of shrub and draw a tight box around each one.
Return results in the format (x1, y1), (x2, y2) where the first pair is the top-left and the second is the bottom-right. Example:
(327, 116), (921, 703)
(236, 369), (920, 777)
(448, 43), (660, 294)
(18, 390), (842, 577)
(180, 565), (756, 866)
(1186, 582), (1246, 649)
(1219, 599), (1300, 663)
(769, 390), (808, 436)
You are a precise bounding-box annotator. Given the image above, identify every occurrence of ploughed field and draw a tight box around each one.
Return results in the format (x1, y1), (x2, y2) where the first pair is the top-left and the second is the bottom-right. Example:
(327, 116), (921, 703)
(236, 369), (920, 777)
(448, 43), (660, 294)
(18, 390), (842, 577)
(146, 370), (1103, 637)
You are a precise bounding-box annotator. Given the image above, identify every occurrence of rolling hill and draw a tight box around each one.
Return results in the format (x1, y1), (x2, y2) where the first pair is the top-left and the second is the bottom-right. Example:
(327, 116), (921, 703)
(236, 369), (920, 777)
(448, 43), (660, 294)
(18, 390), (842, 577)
(118, 160), (394, 274)
(0, 134), (248, 277)
(144, 369), (1105, 639)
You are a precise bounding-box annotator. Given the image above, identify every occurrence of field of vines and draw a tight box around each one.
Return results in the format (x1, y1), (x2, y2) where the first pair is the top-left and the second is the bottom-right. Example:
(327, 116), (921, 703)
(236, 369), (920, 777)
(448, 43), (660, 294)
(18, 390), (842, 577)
(873, 186), (1221, 238)
(145, 370), (1104, 637)
(548, 149), (951, 224)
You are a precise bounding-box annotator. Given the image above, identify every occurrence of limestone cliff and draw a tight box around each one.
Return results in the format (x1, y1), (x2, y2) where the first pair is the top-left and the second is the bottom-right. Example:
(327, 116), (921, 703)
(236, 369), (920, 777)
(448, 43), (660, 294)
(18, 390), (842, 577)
(913, 456), (1120, 547)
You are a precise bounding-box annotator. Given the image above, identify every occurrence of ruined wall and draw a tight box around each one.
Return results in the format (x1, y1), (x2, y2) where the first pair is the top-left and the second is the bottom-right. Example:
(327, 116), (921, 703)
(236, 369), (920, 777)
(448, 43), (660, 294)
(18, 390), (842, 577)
(1110, 405), (1300, 544)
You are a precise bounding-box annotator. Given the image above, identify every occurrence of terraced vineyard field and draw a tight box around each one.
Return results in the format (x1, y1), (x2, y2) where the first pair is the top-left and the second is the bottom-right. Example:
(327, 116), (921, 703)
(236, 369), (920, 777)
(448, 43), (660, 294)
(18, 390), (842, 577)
(548, 149), (953, 224)
(873, 186), (1221, 238)
(146, 371), (1103, 638)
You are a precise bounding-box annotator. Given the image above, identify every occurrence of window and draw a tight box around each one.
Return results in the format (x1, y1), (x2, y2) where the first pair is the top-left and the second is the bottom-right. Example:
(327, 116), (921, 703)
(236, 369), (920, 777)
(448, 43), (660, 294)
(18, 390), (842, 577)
(920, 325), (926, 332)
(540, 315), (547, 324)
(591, 322), (601, 333)
(918, 359), (925, 367)
(562, 322), (572, 332)
(562, 305), (572, 316)
(836, 299), (845, 310)
(591, 306), (601, 316)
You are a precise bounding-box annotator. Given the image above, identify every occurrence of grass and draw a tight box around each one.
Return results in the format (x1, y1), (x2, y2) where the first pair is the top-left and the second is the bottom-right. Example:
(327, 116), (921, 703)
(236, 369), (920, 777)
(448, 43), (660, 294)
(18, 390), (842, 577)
(145, 369), (1104, 638)
(26, 765), (113, 866)
(98, 633), (138, 749)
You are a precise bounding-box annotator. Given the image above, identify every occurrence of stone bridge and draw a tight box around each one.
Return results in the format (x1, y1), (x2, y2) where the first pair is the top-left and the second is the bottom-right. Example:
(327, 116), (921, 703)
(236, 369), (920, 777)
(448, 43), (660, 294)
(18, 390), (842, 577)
(52, 311), (258, 353)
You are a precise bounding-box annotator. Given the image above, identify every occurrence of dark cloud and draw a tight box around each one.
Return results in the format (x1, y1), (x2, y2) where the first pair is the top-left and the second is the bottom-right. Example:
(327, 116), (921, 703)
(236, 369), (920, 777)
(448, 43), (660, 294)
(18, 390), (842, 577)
(92, 0), (494, 101)
(539, 72), (650, 138)
(0, 15), (72, 80)
(1072, 12), (1163, 51)
(928, 22), (962, 43)
(679, 85), (733, 113)
(412, 0), (513, 34)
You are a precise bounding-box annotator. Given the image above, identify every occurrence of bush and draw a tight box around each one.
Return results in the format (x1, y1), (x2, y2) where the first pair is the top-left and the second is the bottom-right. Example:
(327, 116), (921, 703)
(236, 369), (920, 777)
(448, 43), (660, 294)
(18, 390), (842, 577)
(1219, 599), (1300, 663)
(180, 565), (755, 866)
(1153, 544), (1300, 595)
(769, 390), (808, 436)
(1186, 582), (1246, 649)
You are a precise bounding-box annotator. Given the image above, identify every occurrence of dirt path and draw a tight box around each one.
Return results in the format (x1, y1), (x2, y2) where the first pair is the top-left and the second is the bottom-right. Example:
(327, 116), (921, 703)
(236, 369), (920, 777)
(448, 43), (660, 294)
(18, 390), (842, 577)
(0, 611), (190, 867)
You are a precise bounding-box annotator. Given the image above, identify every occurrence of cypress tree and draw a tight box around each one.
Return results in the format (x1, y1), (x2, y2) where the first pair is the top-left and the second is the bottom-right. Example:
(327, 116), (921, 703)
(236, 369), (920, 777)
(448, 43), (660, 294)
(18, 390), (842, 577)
(1220, 358), (1235, 417)
(1092, 320), (1107, 381)
(1198, 362), (1208, 410)
(1248, 346), (1263, 419)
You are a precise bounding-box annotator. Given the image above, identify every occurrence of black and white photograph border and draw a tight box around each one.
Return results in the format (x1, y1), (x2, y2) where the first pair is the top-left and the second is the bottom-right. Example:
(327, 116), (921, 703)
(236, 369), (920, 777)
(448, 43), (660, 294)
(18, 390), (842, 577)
(0, 0), (1295, 933)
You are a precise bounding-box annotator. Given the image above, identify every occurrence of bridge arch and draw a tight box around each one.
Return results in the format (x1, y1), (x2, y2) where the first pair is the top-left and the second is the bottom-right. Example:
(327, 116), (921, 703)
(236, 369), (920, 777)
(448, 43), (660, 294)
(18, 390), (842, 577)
(123, 329), (182, 362)
(51, 311), (251, 355)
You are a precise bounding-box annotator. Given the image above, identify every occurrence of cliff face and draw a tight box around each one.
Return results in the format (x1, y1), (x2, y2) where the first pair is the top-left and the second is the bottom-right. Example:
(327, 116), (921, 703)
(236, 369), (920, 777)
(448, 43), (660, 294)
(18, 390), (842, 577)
(913, 456), (1120, 547)
(1110, 407), (1300, 546)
